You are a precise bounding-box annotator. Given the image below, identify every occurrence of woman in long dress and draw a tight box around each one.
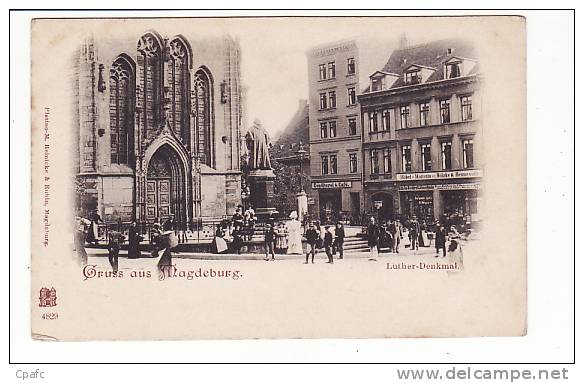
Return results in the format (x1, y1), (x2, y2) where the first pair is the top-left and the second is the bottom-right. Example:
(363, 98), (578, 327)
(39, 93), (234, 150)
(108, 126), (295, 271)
(286, 211), (303, 255)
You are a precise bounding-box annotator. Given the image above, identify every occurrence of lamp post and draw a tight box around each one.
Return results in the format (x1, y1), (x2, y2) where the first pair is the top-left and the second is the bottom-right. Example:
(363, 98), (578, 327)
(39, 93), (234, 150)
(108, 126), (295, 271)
(295, 142), (307, 193)
(294, 142), (308, 224)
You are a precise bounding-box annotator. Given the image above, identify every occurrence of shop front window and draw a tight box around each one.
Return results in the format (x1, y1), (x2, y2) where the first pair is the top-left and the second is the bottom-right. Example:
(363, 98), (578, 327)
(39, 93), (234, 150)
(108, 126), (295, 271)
(401, 192), (434, 221)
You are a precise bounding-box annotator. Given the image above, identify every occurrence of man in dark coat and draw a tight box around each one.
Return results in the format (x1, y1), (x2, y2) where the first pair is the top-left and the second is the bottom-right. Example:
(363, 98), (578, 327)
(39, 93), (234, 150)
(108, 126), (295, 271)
(107, 231), (125, 273)
(264, 223), (276, 261)
(163, 214), (176, 232)
(434, 224), (447, 257)
(410, 217), (421, 251)
(333, 222), (345, 259)
(304, 222), (319, 264)
(324, 225), (334, 264)
(367, 217), (380, 260)
(128, 221), (141, 259)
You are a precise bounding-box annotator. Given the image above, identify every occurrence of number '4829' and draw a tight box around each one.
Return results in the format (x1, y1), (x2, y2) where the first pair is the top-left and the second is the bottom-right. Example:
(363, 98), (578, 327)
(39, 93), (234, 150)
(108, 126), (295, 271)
(41, 313), (58, 320)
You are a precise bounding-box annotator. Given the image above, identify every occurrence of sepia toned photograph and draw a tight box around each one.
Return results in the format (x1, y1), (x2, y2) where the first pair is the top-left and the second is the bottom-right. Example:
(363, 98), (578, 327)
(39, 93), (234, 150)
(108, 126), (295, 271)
(30, 16), (526, 341)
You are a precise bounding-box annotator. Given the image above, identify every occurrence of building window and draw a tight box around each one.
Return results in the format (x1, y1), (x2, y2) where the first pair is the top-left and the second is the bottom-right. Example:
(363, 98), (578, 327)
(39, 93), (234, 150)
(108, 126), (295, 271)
(419, 102), (430, 126)
(330, 155), (338, 174)
(327, 62), (336, 79)
(320, 122), (328, 139)
(137, 33), (163, 142)
(329, 121), (337, 138)
(445, 62), (461, 79)
(371, 77), (383, 92)
(369, 111), (378, 132)
(109, 56), (135, 165)
(440, 99), (451, 124)
(383, 148), (391, 174)
(461, 95), (473, 121)
(348, 118), (357, 136)
(319, 93), (327, 110)
(405, 69), (421, 85)
(167, 38), (191, 142)
(349, 153), (358, 173)
(441, 141), (452, 170)
(328, 91), (337, 109)
(421, 143), (432, 171)
(347, 57), (356, 75)
(319, 64), (327, 80)
(401, 145), (412, 172)
(347, 87), (356, 105)
(463, 139), (474, 168)
(321, 155), (329, 175)
(194, 69), (213, 166)
(370, 150), (380, 174)
(382, 108), (391, 131)
(400, 106), (410, 129)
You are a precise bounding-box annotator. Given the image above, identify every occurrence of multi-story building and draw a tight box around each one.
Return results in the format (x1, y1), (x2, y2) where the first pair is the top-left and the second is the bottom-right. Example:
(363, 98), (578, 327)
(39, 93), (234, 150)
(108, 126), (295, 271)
(358, 39), (483, 223)
(307, 40), (363, 223)
(74, 30), (244, 227)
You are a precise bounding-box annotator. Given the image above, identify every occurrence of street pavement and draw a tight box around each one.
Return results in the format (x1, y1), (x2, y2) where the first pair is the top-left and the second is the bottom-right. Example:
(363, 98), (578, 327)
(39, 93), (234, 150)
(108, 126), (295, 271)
(86, 244), (450, 263)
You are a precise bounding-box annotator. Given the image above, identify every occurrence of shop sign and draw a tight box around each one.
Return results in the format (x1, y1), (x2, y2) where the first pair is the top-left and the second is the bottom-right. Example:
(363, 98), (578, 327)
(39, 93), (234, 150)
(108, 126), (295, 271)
(398, 183), (481, 191)
(396, 169), (482, 181)
(307, 197), (315, 205)
(311, 181), (352, 189)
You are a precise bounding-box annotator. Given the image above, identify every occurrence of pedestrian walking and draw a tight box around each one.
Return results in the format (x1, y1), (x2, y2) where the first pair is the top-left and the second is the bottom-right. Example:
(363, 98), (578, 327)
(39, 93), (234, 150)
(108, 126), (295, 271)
(162, 214), (176, 232)
(128, 221), (142, 259)
(390, 219), (403, 253)
(304, 222), (319, 264)
(85, 210), (103, 245)
(264, 223), (276, 261)
(367, 216), (381, 261)
(434, 224), (447, 257)
(333, 222), (345, 259)
(324, 225), (334, 263)
(410, 216), (420, 251)
(150, 223), (163, 258)
(74, 216), (90, 266)
(107, 231), (125, 273)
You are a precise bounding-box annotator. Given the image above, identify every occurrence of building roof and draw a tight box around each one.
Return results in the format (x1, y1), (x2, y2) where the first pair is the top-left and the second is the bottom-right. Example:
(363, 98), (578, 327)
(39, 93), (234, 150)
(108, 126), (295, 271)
(379, 38), (478, 89)
(270, 100), (310, 160)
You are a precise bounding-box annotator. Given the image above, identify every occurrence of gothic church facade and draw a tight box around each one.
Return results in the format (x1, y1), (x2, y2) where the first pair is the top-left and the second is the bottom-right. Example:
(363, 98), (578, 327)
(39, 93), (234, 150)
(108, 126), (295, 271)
(74, 30), (243, 227)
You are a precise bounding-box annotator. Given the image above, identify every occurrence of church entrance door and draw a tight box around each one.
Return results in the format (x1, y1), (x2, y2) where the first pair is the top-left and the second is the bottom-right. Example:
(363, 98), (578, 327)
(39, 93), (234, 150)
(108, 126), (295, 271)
(145, 144), (187, 225)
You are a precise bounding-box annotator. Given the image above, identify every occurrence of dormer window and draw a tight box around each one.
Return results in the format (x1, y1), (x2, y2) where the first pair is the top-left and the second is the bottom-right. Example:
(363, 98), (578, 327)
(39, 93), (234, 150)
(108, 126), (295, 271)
(444, 57), (477, 79)
(371, 77), (384, 92)
(405, 69), (422, 85)
(369, 71), (399, 92)
(445, 61), (461, 79)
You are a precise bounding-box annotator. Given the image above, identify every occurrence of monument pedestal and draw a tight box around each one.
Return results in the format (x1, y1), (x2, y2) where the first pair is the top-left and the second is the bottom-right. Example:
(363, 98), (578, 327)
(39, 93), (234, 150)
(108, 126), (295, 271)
(247, 169), (277, 220)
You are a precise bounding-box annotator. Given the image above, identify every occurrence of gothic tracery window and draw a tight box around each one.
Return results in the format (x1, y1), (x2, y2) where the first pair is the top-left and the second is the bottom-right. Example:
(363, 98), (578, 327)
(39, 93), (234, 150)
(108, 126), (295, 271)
(167, 39), (190, 141)
(137, 33), (163, 139)
(194, 69), (212, 166)
(109, 56), (134, 165)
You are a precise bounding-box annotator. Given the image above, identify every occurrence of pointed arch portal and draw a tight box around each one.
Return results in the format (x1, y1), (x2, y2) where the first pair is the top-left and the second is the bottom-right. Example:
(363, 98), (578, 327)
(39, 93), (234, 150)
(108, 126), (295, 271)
(145, 144), (188, 226)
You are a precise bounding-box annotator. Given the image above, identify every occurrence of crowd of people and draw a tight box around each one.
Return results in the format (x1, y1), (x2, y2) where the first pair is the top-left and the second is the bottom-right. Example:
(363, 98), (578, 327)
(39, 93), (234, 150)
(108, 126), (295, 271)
(365, 215), (461, 261)
(74, 206), (465, 273)
(303, 221), (345, 264)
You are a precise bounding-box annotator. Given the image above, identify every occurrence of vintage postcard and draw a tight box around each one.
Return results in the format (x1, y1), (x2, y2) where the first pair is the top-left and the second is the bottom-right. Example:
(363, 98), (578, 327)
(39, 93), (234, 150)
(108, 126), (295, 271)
(31, 16), (526, 341)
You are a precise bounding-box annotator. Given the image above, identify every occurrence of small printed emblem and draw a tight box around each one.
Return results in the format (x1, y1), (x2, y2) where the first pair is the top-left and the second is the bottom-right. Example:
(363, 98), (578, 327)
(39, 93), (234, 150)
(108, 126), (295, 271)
(38, 287), (57, 307)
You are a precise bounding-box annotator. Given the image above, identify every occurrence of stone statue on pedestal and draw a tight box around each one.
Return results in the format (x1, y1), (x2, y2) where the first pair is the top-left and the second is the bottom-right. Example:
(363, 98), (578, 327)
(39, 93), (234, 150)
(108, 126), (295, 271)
(245, 119), (272, 170)
(243, 119), (277, 220)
